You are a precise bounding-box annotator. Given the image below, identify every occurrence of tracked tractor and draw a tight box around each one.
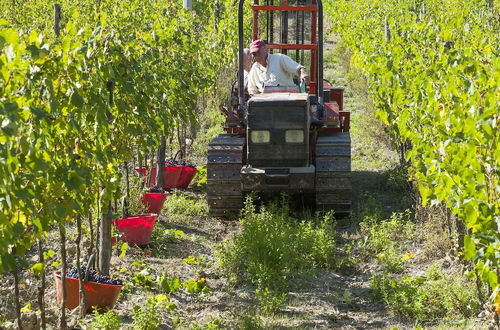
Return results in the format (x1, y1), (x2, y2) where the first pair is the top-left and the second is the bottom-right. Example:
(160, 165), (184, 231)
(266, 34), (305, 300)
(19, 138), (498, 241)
(207, 0), (351, 217)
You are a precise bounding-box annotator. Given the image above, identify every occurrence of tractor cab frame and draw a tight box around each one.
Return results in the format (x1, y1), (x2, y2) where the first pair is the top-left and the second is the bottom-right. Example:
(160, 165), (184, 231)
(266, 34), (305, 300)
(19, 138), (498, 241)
(207, 0), (352, 217)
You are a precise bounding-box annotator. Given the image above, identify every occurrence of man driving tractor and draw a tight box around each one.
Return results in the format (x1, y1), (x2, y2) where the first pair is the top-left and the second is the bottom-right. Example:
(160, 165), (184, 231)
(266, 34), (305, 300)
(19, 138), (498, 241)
(247, 39), (310, 95)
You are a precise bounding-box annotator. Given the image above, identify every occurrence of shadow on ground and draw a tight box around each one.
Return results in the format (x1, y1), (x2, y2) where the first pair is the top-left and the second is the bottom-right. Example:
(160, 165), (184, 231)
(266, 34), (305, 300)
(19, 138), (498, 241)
(352, 168), (413, 220)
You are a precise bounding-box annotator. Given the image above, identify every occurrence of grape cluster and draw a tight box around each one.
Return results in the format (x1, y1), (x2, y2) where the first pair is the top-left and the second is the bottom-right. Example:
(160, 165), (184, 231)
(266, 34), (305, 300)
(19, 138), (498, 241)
(66, 266), (123, 286)
(166, 159), (196, 169)
(148, 186), (165, 193)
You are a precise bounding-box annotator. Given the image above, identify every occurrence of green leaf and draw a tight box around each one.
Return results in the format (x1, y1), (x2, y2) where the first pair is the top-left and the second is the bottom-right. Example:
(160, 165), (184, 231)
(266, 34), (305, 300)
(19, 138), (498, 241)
(1, 118), (18, 136)
(119, 242), (129, 259)
(1, 254), (16, 272)
(31, 262), (44, 276)
(486, 270), (498, 289)
(70, 90), (85, 108)
(464, 204), (479, 227)
(464, 235), (476, 260)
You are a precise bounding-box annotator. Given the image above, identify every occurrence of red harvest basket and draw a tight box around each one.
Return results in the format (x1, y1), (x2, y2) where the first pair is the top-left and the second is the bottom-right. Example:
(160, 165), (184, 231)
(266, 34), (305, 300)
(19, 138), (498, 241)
(134, 167), (147, 176)
(54, 271), (122, 312)
(177, 166), (197, 188)
(141, 192), (169, 214)
(148, 165), (182, 189)
(113, 214), (157, 245)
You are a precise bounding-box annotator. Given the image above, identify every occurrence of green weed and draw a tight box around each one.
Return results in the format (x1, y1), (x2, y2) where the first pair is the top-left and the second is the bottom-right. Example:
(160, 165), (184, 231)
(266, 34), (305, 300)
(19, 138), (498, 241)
(359, 210), (416, 273)
(375, 250), (406, 274)
(230, 310), (263, 330)
(158, 273), (181, 294)
(129, 261), (156, 290)
(89, 309), (122, 330)
(182, 255), (211, 267)
(132, 294), (176, 330)
(188, 315), (226, 329)
(217, 197), (336, 292)
(333, 242), (360, 273)
(190, 165), (207, 189)
(255, 288), (288, 315)
(370, 265), (480, 322)
(183, 278), (209, 295)
(163, 192), (208, 220)
(149, 224), (185, 256)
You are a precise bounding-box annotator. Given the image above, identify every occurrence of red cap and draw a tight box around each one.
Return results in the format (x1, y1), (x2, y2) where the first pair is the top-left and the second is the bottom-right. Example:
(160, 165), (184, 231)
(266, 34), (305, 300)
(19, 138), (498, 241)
(250, 39), (265, 53)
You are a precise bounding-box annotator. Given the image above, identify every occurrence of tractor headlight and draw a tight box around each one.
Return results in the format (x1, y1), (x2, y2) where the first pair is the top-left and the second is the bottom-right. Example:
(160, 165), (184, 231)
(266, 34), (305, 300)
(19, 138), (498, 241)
(285, 130), (304, 143)
(251, 130), (270, 143)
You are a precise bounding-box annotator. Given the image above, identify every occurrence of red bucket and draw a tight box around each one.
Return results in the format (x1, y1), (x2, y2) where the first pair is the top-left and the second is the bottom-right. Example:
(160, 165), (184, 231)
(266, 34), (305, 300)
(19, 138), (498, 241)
(114, 214), (157, 245)
(149, 165), (182, 189)
(177, 166), (197, 188)
(134, 167), (147, 176)
(54, 271), (122, 312)
(141, 192), (168, 214)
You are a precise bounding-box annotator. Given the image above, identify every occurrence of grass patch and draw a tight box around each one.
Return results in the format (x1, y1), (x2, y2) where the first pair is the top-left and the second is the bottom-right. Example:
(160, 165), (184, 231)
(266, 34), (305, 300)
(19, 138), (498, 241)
(148, 223), (185, 257)
(358, 210), (416, 273)
(371, 265), (480, 322)
(132, 294), (176, 330)
(163, 192), (208, 221)
(217, 196), (336, 293)
(89, 309), (122, 330)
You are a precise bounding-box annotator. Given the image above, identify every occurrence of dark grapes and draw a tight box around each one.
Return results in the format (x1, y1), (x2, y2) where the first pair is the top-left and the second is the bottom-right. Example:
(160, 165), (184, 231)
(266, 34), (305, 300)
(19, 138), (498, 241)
(166, 159), (197, 169)
(148, 186), (165, 193)
(150, 159), (197, 170)
(65, 266), (123, 286)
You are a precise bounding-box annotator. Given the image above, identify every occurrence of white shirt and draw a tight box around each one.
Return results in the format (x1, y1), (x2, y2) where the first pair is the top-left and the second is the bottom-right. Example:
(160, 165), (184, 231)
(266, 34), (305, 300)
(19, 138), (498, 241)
(247, 53), (303, 94)
(244, 70), (249, 89)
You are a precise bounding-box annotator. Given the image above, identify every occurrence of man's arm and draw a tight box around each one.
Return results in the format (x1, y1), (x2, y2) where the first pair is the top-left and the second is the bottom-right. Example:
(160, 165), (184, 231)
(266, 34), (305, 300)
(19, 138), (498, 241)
(281, 54), (310, 85)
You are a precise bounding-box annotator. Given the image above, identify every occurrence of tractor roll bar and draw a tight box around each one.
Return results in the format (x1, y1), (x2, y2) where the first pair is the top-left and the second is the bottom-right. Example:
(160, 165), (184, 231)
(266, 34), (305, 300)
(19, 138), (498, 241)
(237, 0), (324, 117)
(237, 0), (245, 120)
(317, 0), (323, 104)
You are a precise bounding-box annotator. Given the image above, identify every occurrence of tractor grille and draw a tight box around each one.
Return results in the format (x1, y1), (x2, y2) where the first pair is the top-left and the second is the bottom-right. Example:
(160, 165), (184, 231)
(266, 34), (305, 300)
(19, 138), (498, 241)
(247, 93), (310, 167)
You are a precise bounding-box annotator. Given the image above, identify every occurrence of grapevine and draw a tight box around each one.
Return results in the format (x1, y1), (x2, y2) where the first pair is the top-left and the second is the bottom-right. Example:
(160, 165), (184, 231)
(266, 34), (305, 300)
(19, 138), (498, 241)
(325, 0), (499, 305)
(0, 0), (242, 326)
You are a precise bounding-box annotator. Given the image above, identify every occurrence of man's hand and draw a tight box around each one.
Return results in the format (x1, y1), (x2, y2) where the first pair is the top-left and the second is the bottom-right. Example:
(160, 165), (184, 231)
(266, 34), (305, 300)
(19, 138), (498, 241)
(299, 67), (310, 85)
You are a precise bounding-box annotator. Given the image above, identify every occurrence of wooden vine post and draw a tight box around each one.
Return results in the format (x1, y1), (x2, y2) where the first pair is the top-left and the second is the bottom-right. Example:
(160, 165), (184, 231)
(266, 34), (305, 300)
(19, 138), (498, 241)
(59, 224), (68, 330)
(38, 239), (46, 330)
(98, 79), (115, 276)
(53, 4), (61, 37)
(98, 202), (112, 276)
(12, 247), (23, 330)
(87, 214), (94, 262)
(75, 216), (87, 317)
(54, 4), (70, 328)
(384, 20), (391, 42)
(156, 136), (167, 188)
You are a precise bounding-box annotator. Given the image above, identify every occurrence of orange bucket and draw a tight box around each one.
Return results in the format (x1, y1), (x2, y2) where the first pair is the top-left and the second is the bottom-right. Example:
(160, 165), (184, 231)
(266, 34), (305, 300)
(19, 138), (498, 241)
(54, 271), (122, 312)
